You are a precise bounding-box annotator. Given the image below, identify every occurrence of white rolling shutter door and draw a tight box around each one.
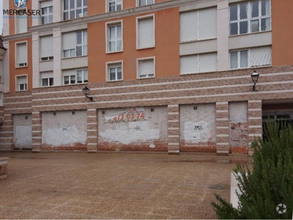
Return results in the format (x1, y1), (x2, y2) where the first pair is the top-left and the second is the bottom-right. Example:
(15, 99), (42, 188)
(199, 53), (217, 73)
(40, 36), (53, 58)
(17, 43), (27, 65)
(199, 8), (217, 40)
(63, 32), (76, 50)
(180, 11), (197, 42)
(250, 46), (271, 67)
(180, 55), (199, 74)
(138, 17), (154, 48)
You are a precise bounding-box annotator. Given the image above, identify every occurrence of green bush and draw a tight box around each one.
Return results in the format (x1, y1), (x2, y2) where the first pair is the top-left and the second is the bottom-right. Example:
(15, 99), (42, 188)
(212, 122), (293, 219)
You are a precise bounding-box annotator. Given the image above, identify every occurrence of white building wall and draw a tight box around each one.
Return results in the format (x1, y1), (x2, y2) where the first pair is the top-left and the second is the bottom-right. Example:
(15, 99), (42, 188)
(217, 0), (229, 71)
(53, 28), (62, 86)
(32, 32), (40, 88)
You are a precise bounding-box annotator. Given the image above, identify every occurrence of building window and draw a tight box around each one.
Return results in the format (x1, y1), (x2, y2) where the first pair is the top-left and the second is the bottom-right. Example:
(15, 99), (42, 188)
(106, 22), (122, 53)
(108, 0), (122, 12)
(230, 0), (271, 36)
(63, 69), (88, 85)
(137, 0), (154, 6)
(63, 30), (87, 58)
(180, 7), (217, 42)
(137, 57), (155, 79)
(106, 62), (123, 82)
(16, 75), (28, 91)
(40, 72), (54, 87)
(15, 10), (27, 34)
(16, 42), (28, 68)
(180, 53), (217, 74)
(137, 15), (155, 49)
(63, 0), (87, 21)
(230, 46), (271, 69)
(40, 35), (54, 61)
(41, 1), (53, 24)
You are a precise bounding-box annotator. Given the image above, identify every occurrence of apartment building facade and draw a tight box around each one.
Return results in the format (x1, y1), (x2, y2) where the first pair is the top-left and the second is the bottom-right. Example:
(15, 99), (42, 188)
(0, 0), (293, 155)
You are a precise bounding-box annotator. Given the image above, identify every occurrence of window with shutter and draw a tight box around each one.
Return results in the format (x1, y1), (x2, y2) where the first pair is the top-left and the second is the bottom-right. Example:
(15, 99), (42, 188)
(137, 58), (155, 79)
(63, 32), (77, 58)
(16, 43), (27, 67)
(137, 0), (154, 6)
(230, 46), (271, 69)
(180, 53), (217, 74)
(41, 1), (53, 24)
(106, 62), (123, 81)
(62, 69), (88, 85)
(16, 75), (28, 91)
(16, 10), (27, 34)
(108, 0), (122, 12)
(40, 35), (54, 61)
(180, 8), (217, 42)
(106, 21), (123, 53)
(40, 72), (54, 87)
(137, 16), (154, 49)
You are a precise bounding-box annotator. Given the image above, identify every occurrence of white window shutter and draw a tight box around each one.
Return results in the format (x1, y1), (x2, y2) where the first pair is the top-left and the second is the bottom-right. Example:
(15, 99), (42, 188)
(17, 43), (27, 64)
(198, 53), (217, 72)
(18, 76), (27, 84)
(41, 72), (53, 79)
(138, 59), (154, 76)
(63, 70), (75, 76)
(16, 14), (27, 34)
(180, 55), (199, 74)
(250, 46), (272, 67)
(199, 8), (217, 40)
(40, 36), (53, 58)
(40, 0), (53, 8)
(63, 32), (77, 50)
(180, 11), (197, 42)
(138, 17), (154, 48)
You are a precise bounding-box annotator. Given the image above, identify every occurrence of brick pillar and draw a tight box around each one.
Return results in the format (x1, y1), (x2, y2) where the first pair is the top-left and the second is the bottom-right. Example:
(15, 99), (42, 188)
(248, 100), (262, 156)
(0, 114), (13, 150)
(87, 109), (98, 153)
(167, 105), (180, 154)
(32, 112), (42, 152)
(216, 102), (230, 155)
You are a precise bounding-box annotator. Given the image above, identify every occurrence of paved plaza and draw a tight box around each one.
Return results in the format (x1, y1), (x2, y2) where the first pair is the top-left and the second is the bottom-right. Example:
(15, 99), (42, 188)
(0, 152), (250, 219)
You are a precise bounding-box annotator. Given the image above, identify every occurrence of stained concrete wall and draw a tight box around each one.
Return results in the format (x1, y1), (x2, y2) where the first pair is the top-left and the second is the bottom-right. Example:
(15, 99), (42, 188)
(42, 111), (87, 150)
(13, 114), (32, 149)
(98, 107), (168, 151)
(229, 102), (248, 153)
(180, 104), (216, 152)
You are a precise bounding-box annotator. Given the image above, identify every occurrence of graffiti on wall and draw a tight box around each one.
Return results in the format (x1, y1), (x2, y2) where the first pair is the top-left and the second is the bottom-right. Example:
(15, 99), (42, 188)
(230, 122), (248, 147)
(104, 108), (145, 123)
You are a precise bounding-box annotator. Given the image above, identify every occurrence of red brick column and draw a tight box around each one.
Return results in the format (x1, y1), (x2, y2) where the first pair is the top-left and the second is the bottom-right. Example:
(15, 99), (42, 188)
(248, 100), (262, 156)
(32, 112), (42, 152)
(0, 114), (13, 150)
(216, 102), (230, 155)
(168, 105), (180, 154)
(87, 109), (98, 153)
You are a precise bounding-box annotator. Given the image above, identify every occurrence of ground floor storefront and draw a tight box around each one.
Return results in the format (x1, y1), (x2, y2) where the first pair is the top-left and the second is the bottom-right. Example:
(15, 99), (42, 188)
(1, 65), (293, 155)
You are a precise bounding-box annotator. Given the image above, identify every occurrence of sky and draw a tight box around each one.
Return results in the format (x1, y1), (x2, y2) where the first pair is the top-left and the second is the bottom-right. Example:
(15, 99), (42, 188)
(0, 0), (3, 34)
